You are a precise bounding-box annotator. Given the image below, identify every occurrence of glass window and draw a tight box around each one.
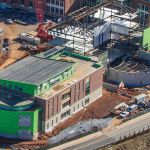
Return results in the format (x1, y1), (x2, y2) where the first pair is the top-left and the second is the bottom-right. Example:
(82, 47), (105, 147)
(19, 115), (31, 127)
(145, 6), (149, 12)
(29, 1), (33, 7)
(85, 98), (90, 105)
(61, 110), (70, 119)
(62, 100), (71, 108)
(56, 0), (59, 5)
(85, 78), (90, 95)
(51, 7), (55, 13)
(62, 90), (71, 100)
(55, 8), (59, 14)
(60, 1), (64, 6)
(51, 0), (55, 4)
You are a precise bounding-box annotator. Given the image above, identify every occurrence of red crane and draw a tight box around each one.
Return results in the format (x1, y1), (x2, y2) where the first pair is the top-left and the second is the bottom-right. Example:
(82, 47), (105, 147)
(34, 0), (53, 41)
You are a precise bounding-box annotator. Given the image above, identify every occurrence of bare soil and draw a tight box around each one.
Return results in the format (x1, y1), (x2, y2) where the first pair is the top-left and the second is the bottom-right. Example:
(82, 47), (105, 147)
(0, 22), (36, 68)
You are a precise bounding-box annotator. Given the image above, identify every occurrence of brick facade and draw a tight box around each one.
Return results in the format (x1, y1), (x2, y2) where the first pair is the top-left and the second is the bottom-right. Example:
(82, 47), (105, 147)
(36, 67), (103, 123)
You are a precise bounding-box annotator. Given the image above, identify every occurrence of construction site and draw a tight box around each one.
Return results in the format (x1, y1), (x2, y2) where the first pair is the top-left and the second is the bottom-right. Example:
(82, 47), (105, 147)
(0, 0), (150, 149)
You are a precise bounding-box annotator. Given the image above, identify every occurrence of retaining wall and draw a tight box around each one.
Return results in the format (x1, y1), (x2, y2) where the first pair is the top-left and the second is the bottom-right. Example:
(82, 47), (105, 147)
(108, 68), (150, 87)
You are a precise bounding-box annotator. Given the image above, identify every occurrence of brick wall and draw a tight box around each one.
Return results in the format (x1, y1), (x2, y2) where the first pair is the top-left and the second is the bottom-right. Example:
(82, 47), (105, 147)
(39, 67), (103, 121)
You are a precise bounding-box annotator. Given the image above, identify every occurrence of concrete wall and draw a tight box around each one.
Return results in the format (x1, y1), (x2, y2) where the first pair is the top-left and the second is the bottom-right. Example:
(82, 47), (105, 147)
(103, 82), (118, 93)
(108, 68), (150, 87)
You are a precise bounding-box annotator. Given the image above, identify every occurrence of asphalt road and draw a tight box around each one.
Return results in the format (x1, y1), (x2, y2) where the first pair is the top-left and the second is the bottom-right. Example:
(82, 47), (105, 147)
(49, 112), (150, 150)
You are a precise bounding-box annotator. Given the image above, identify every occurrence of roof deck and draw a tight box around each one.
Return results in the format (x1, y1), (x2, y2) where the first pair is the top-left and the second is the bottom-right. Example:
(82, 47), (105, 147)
(40, 55), (99, 99)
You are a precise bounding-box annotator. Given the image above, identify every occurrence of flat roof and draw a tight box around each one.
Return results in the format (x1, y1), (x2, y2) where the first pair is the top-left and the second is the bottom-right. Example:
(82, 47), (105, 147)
(0, 56), (73, 85)
(41, 55), (98, 99)
(36, 46), (65, 59)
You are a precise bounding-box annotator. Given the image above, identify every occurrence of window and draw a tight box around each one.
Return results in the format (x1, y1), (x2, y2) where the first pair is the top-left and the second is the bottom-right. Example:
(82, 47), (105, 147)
(62, 100), (71, 108)
(21, 0), (24, 5)
(85, 98), (90, 105)
(47, 123), (49, 129)
(18, 130), (31, 136)
(52, 98), (54, 116)
(85, 78), (90, 95)
(51, 0), (55, 4)
(56, 0), (59, 5)
(73, 106), (75, 112)
(61, 110), (70, 119)
(29, 1), (33, 7)
(51, 7), (55, 13)
(19, 115), (31, 127)
(78, 83), (80, 100)
(62, 90), (71, 100)
(48, 102), (50, 119)
(60, 1), (64, 6)
(50, 77), (60, 86)
(55, 8), (59, 14)
(145, 6), (149, 12)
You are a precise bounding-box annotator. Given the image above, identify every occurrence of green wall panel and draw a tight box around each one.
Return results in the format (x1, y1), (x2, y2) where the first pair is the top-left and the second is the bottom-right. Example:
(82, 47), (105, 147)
(0, 109), (39, 136)
(0, 66), (74, 96)
(143, 27), (150, 51)
(0, 79), (36, 95)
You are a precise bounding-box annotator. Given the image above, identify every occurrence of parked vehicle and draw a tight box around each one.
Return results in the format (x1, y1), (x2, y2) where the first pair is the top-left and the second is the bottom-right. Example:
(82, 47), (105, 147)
(137, 102), (146, 109)
(127, 104), (138, 113)
(119, 111), (129, 118)
(5, 19), (13, 24)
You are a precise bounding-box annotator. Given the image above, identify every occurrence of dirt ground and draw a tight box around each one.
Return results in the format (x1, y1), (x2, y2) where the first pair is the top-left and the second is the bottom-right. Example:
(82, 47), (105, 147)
(13, 89), (140, 150)
(0, 22), (36, 69)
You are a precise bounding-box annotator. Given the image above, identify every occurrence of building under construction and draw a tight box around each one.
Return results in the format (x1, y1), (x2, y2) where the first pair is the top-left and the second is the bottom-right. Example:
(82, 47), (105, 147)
(0, 0), (147, 140)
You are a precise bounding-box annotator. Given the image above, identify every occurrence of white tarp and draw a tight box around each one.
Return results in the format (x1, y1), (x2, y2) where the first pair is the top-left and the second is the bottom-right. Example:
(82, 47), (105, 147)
(94, 21), (130, 47)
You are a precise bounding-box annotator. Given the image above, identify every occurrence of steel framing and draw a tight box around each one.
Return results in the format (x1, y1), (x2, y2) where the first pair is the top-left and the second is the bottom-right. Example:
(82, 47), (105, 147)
(48, 0), (139, 55)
